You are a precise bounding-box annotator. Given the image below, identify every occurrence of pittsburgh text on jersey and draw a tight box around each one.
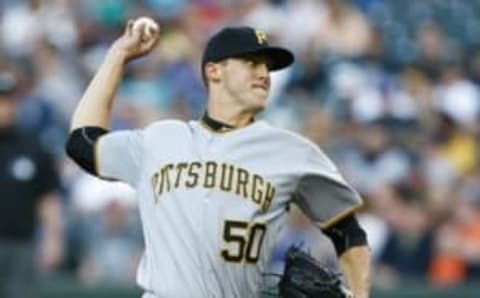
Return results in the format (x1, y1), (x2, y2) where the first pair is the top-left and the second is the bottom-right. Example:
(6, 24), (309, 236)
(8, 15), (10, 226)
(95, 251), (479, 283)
(151, 161), (276, 212)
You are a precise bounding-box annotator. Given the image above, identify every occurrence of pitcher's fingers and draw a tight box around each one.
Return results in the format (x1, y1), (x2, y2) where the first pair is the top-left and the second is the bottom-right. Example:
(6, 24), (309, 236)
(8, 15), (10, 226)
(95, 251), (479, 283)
(143, 35), (160, 52)
(148, 26), (161, 46)
(126, 19), (134, 36)
(129, 19), (142, 39)
(147, 24), (160, 37)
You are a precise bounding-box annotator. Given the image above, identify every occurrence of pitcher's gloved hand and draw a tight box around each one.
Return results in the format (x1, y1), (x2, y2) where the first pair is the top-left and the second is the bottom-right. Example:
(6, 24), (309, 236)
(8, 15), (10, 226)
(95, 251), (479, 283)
(279, 246), (353, 298)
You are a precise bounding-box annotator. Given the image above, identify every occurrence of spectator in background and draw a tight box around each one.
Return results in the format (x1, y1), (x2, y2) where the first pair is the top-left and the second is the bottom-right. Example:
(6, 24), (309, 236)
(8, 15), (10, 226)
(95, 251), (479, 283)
(0, 70), (63, 298)
(421, 113), (477, 212)
(433, 62), (480, 132)
(68, 174), (142, 284)
(313, 0), (372, 59)
(414, 23), (452, 82)
(338, 123), (413, 195)
(0, 0), (42, 58)
(375, 186), (434, 287)
(77, 198), (143, 284)
(430, 178), (480, 286)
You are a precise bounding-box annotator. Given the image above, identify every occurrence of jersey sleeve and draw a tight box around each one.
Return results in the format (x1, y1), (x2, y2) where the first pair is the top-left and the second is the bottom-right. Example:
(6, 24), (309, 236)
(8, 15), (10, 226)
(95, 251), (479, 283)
(293, 144), (363, 229)
(95, 129), (144, 185)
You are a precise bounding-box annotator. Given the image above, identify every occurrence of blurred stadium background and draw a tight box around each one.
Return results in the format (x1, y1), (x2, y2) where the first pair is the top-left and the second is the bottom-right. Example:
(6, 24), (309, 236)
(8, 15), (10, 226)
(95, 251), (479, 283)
(2, 0), (480, 297)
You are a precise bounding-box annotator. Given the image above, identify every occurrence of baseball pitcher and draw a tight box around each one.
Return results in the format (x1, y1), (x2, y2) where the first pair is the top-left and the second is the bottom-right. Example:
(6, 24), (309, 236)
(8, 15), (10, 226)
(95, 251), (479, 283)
(66, 18), (371, 298)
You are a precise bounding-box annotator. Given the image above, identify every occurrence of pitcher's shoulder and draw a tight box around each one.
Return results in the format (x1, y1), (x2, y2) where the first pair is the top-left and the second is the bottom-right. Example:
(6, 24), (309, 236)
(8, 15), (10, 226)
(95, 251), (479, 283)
(144, 119), (190, 132)
(262, 123), (321, 150)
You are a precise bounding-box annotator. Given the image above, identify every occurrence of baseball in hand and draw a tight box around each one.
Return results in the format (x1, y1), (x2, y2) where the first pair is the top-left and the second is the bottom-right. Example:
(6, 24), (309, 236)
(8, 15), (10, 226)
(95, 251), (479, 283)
(132, 17), (159, 39)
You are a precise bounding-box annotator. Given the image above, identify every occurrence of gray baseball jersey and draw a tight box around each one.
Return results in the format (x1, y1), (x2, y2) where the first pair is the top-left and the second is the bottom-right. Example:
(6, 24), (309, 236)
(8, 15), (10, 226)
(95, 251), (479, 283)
(95, 119), (362, 298)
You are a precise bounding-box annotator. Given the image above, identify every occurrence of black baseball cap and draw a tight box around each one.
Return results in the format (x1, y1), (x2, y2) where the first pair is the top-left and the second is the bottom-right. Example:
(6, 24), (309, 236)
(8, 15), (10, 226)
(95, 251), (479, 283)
(202, 26), (294, 72)
(0, 72), (17, 96)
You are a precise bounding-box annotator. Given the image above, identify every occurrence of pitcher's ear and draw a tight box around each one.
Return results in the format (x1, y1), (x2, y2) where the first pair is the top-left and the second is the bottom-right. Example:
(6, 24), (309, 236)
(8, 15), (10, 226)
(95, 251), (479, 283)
(204, 62), (223, 83)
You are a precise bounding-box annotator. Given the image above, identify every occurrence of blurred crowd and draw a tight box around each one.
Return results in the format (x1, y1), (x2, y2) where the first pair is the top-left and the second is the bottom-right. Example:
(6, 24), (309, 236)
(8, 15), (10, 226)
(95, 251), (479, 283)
(2, 0), (480, 291)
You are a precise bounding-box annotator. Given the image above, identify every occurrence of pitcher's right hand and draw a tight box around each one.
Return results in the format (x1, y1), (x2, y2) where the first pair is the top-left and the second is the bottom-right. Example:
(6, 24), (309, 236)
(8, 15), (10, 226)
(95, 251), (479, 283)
(109, 18), (160, 63)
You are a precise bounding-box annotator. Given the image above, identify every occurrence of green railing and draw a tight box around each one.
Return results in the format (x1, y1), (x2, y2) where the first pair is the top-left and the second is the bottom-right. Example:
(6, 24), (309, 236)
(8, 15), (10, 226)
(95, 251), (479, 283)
(373, 285), (480, 298)
(37, 277), (480, 298)
(39, 277), (141, 298)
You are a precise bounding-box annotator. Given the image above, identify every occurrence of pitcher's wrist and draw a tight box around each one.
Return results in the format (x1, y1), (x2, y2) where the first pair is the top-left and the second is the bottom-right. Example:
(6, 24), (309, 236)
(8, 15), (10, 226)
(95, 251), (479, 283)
(106, 46), (130, 64)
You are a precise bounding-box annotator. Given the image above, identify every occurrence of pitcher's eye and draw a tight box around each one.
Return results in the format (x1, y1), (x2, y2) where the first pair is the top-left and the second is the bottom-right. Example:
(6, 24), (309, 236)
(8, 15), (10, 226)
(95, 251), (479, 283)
(238, 55), (270, 68)
(243, 57), (256, 65)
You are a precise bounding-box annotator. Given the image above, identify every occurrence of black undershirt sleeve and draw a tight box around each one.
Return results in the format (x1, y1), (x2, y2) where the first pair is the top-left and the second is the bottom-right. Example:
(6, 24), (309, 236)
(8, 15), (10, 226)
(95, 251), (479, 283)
(65, 126), (109, 176)
(322, 214), (368, 257)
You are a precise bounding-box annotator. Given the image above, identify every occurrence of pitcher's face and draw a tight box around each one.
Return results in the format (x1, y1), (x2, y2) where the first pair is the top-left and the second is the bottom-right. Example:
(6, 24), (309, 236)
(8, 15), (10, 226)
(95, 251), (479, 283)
(219, 54), (271, 112)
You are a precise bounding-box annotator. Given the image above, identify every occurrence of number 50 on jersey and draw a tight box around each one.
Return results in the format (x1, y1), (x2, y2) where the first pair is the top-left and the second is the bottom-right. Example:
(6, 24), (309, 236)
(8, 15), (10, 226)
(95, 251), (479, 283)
(221, 220), (267, 264)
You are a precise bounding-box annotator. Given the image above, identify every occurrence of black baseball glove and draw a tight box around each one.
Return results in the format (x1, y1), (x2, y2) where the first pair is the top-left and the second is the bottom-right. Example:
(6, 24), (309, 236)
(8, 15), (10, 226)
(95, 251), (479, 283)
(278, 246), (353, 298)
